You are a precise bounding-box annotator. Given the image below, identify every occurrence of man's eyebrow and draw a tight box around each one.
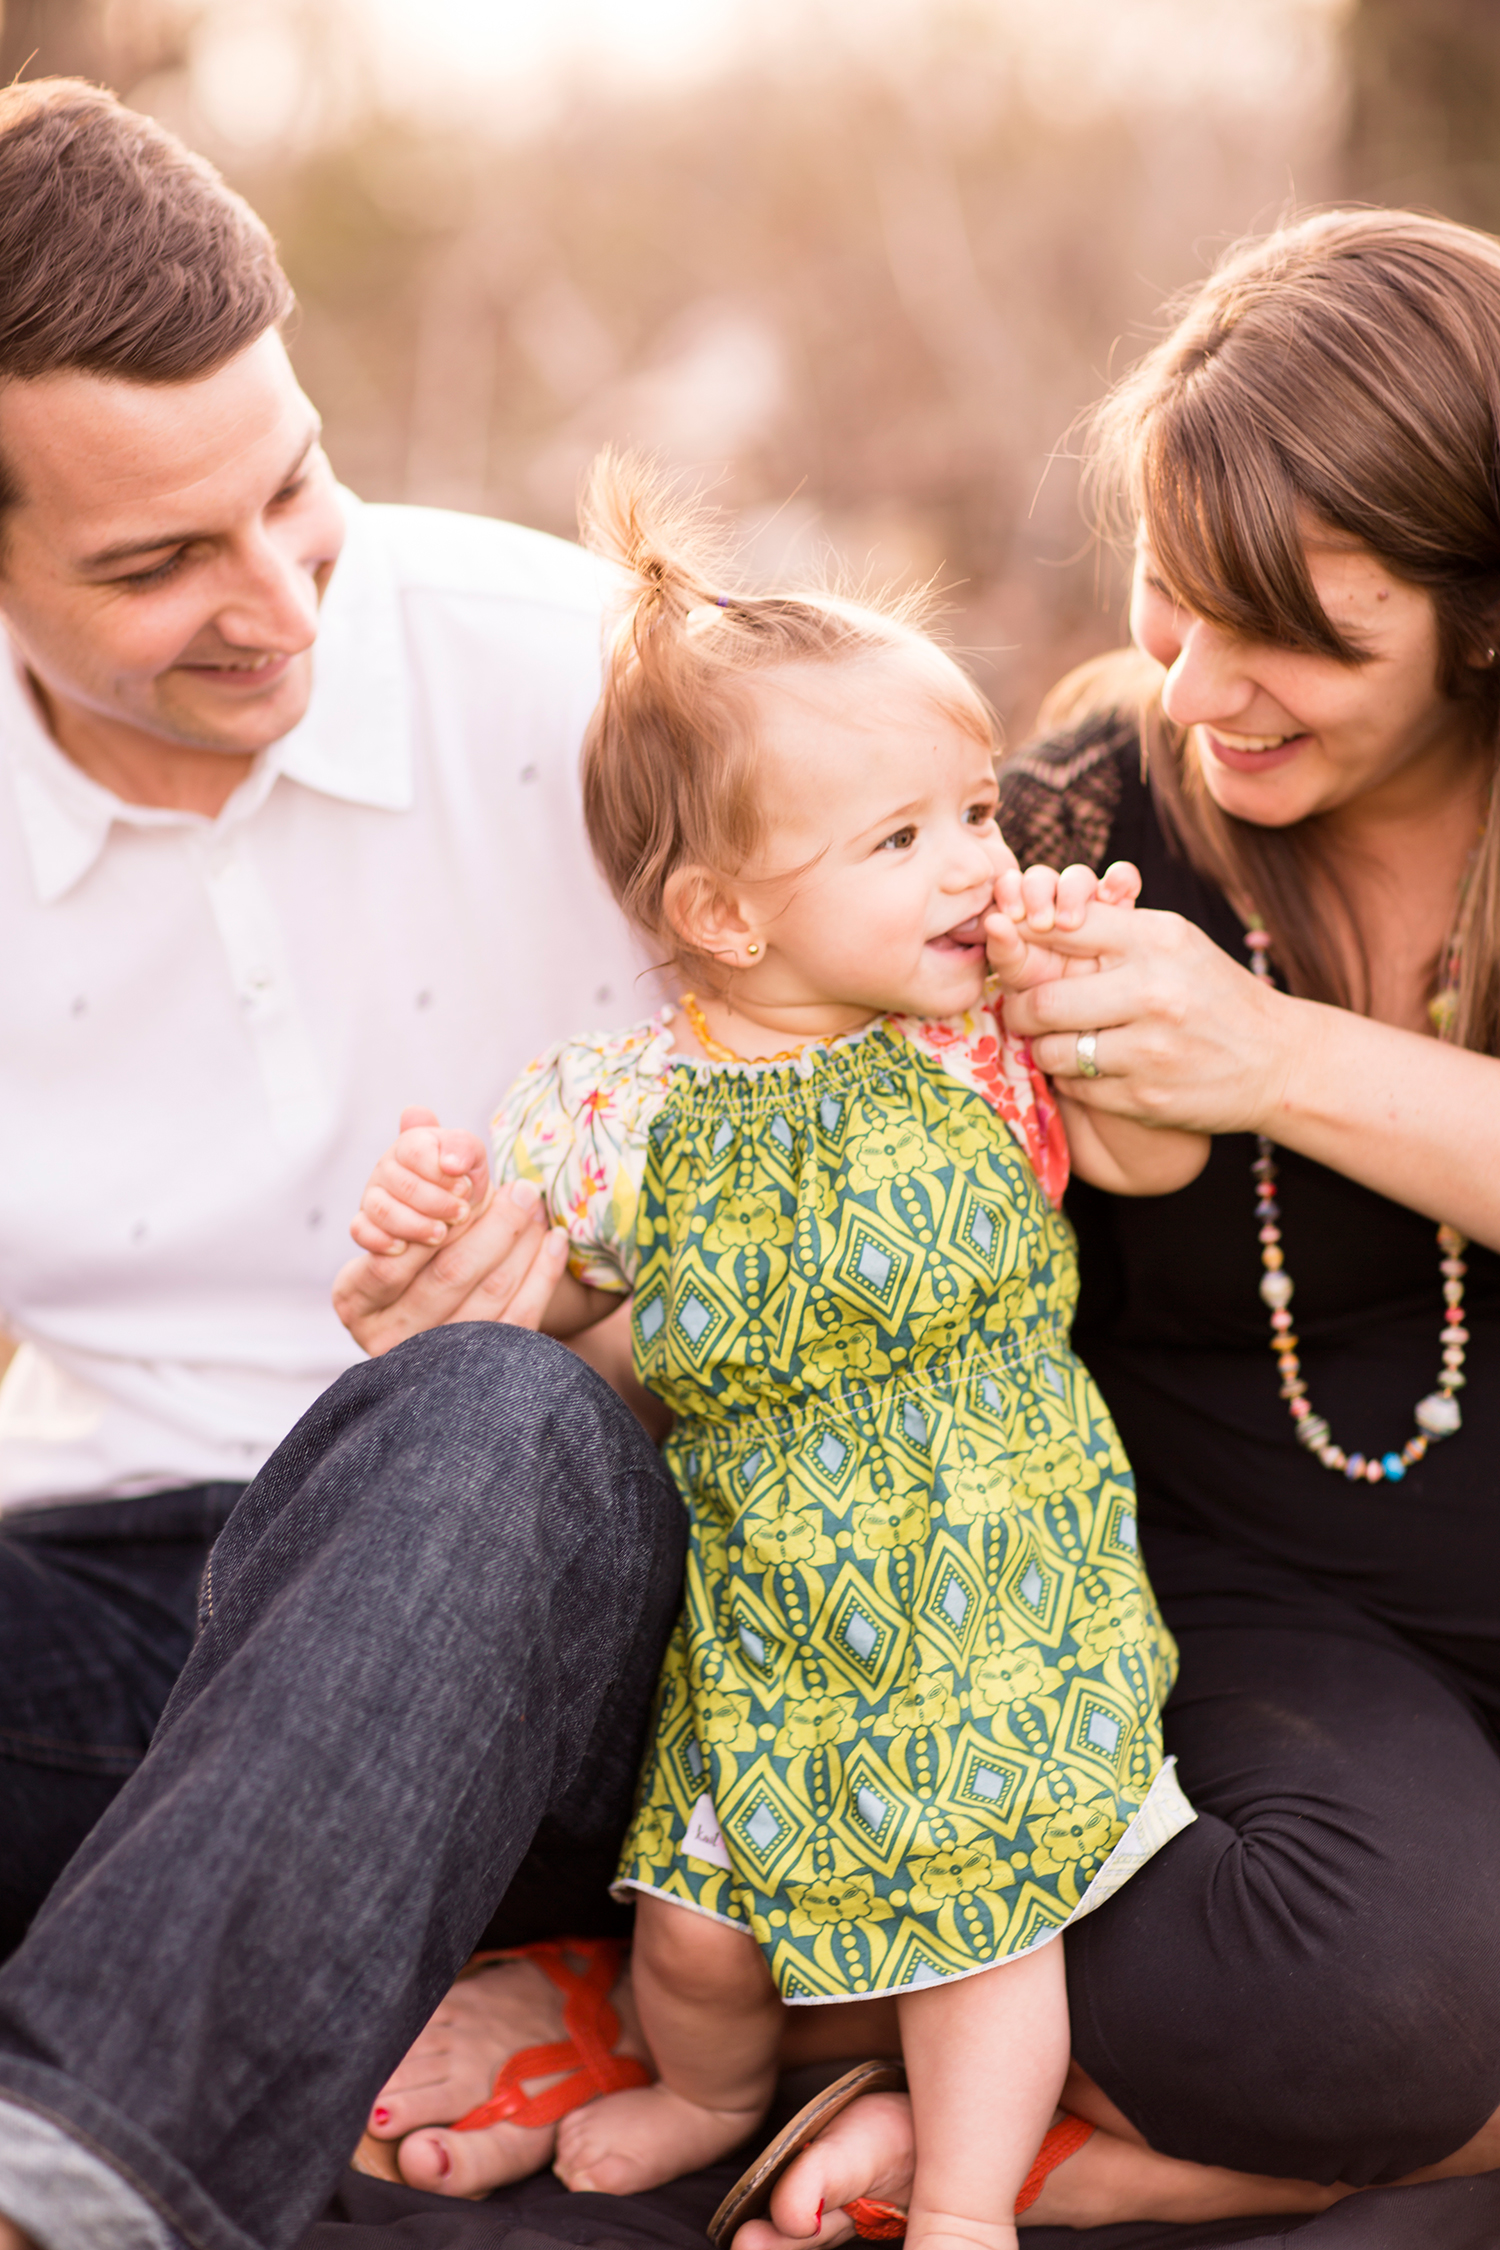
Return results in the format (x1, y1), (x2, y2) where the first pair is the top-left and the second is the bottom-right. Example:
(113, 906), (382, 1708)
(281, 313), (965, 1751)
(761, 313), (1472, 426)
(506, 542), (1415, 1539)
(77, 425), (322, 572)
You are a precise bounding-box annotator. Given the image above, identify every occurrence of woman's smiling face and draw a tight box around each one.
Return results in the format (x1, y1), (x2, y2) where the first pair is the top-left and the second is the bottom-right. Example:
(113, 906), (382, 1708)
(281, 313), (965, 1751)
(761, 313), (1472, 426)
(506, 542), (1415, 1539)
(1129, 529), (1484, 827)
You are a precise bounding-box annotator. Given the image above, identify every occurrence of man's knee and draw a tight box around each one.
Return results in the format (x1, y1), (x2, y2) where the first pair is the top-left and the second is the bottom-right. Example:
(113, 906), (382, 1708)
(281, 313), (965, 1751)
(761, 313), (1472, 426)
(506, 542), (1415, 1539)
(250, 1322), (673, 1536)
(206, 1323), (682, 1649)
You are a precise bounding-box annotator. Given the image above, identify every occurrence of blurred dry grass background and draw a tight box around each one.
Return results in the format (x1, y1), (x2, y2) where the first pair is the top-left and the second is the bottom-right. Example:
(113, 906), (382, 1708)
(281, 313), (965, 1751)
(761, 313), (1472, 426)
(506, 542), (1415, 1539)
(5, 0), (1500, 728)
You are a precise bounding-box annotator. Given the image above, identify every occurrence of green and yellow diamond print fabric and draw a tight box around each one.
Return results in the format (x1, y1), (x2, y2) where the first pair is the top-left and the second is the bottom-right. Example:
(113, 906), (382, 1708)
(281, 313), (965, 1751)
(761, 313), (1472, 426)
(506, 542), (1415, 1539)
(604, 1017), (1183, 2002)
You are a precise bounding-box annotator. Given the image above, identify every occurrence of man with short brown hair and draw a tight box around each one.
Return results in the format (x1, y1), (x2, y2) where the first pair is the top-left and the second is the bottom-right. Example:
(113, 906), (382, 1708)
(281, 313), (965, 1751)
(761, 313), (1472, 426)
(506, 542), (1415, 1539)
(0, 80), (684, 2250)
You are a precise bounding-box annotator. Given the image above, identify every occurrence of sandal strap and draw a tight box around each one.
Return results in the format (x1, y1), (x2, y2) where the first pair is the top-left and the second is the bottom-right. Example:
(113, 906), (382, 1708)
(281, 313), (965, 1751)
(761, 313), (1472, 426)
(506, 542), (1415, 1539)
(1015, 2113), (1096, 2215)
(450, 1938), (651, 2132)
(846, 2113), (1096, 2237)
(848, 2199), (908, 2238)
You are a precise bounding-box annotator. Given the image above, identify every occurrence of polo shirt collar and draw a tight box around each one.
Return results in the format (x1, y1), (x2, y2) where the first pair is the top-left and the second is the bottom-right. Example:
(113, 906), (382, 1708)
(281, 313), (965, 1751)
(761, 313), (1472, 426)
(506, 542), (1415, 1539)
(5, 487), (413, 905)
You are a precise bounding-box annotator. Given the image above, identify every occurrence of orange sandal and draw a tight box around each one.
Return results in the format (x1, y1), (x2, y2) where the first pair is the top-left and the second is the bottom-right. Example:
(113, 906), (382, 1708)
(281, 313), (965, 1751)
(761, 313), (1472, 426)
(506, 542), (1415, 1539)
(708, 2060), (1096, 2245)
(845, 2112), (1095, 2233)
(450, 1937), (651, 2130)
(350, 1936), (650, 2187)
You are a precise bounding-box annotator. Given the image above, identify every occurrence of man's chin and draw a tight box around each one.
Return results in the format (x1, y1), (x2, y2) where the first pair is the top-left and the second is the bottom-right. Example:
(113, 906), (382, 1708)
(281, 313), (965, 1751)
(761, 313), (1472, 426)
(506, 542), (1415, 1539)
(153, 658), (313, 757)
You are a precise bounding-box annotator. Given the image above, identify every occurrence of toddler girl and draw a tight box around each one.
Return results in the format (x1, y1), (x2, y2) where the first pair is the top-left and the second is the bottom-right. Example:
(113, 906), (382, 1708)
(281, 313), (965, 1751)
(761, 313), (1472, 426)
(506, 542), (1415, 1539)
(356, 455), (1207, 2250)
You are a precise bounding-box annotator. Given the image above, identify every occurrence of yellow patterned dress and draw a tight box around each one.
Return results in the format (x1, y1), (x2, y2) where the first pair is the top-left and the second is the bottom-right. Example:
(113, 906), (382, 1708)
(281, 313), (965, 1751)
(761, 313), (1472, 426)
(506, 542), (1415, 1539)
(492, 1002), (1192, 2004)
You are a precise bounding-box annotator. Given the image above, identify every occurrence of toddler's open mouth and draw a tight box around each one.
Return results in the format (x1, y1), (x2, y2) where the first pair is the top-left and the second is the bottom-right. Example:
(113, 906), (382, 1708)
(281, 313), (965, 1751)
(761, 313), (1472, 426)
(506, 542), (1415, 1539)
(928, 911), (987, 953)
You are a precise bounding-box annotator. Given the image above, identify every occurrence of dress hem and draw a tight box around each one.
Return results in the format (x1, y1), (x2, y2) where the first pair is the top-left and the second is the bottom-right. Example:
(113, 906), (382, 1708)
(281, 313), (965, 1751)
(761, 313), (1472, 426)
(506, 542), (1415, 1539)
(611, 1759), (1196, 2005)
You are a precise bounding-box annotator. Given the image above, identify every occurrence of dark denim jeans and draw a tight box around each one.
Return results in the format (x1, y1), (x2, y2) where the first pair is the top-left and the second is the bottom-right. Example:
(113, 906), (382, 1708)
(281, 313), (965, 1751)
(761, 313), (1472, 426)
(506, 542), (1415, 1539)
(0, 1482), (245, 1956)
(0, 1325), (685, 2250)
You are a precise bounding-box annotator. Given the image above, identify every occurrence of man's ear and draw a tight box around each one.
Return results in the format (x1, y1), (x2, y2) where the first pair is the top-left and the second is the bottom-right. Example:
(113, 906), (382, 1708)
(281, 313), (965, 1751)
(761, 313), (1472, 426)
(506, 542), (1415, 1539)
(662, 864), (757, 969)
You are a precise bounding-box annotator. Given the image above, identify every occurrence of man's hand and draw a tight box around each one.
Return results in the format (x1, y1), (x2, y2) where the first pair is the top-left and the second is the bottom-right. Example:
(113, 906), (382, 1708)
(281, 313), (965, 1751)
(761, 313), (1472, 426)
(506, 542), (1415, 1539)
(985, 860), (1141, 992)
(335, 1107), (569, 1357)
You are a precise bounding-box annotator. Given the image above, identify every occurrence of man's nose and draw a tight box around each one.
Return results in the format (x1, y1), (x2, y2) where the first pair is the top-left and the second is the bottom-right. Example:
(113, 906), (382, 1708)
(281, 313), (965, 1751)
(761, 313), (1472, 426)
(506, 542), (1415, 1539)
(213, 529), (323, 653)
(1159, 616), (1257, 731)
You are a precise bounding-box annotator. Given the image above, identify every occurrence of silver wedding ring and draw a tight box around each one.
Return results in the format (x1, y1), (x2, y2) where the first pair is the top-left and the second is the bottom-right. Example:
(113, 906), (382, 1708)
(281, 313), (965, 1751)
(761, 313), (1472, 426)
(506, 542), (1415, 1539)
(1075, 1030), (1102, 1079)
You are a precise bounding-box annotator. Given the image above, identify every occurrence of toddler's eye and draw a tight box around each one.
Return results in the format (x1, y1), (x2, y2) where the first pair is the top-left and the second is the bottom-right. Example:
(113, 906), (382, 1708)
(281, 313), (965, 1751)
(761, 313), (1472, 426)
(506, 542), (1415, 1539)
(877, 825), (917, 852)
(965, 803), (998, 828)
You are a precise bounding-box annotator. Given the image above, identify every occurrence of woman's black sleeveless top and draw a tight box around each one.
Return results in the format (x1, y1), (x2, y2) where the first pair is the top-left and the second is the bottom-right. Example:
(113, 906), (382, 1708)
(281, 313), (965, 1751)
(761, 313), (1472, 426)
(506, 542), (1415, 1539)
(997, 714), (1500, 1713)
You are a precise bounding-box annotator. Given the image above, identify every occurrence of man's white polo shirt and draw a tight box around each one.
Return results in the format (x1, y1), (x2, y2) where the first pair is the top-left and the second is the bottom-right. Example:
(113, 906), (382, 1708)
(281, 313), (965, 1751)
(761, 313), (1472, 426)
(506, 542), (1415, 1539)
(0, 492), (650, 1512)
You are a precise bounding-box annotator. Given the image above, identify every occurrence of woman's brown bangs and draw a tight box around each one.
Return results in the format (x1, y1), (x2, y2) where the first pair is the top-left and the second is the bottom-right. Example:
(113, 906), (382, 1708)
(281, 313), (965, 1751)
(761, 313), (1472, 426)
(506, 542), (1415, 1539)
(1137, 390), (1364, 663)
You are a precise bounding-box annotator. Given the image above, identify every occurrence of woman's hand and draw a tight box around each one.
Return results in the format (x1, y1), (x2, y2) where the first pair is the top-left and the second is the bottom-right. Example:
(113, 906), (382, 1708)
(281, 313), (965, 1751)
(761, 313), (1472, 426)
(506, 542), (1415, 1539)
(998, 903), (1500, 1247)
(995, 903), (1289, 1135)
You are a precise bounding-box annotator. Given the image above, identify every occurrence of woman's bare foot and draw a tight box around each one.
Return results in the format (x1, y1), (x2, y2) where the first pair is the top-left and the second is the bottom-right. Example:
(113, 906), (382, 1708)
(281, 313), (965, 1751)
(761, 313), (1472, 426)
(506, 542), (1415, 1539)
(731, 2093), (1352, 2250)
(737, 2090), (916, 2249)
(555, 2079), (764, 2195)
(360, 1951), (650, 2199)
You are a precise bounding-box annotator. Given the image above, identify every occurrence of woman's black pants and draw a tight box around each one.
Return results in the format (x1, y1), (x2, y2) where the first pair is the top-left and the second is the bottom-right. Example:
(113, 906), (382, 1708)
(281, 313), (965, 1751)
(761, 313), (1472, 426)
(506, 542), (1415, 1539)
(1069, 1596), (1500, 2186)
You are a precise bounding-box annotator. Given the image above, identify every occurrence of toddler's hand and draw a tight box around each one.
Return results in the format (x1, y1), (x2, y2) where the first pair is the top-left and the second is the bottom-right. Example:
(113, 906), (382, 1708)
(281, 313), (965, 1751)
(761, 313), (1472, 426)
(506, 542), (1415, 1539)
(985, 860), (1141, 990)
(350, 1105), (493, 1258)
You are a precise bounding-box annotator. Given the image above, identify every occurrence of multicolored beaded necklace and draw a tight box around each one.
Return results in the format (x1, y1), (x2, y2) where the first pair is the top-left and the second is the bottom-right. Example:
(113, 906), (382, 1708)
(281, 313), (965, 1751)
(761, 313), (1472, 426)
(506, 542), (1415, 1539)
(1243, 919), (1467, 1483)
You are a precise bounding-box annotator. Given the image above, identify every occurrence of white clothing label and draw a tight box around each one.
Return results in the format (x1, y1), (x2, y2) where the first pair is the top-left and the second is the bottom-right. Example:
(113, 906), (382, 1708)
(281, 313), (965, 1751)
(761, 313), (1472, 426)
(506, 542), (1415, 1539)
(683, 1792), (732, 1870)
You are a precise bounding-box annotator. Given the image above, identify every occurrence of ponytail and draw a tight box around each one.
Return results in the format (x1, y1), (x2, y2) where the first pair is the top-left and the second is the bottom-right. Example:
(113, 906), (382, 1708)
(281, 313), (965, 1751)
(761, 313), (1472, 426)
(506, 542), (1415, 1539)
(578, 449), (996, 977)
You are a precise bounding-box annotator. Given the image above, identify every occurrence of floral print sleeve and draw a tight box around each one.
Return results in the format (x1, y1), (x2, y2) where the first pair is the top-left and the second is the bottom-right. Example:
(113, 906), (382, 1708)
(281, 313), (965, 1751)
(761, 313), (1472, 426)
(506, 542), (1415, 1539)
(489, 1013), (676, 1293)
(896, 993), (1069, 1207)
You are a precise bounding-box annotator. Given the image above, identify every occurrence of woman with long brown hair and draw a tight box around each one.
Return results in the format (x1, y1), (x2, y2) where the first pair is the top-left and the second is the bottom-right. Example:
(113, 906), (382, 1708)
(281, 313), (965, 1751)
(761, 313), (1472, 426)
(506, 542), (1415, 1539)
(704, 206), (1500, 2240)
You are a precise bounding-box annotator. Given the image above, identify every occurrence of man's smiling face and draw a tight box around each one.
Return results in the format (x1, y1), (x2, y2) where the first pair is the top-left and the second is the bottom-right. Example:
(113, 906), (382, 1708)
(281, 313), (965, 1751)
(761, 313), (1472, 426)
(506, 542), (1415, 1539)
(0, 327), (344, 759)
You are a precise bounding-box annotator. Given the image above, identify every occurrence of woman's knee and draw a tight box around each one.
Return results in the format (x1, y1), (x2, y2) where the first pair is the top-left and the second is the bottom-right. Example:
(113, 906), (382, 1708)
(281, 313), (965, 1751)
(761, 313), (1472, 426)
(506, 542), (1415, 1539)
(1068, 1803), (1500, 2182)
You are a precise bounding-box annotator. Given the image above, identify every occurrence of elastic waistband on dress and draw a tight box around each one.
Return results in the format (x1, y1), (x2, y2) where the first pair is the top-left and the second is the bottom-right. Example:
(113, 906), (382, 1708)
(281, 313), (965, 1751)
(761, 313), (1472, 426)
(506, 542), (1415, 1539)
(666, 1326), (1077, 1458)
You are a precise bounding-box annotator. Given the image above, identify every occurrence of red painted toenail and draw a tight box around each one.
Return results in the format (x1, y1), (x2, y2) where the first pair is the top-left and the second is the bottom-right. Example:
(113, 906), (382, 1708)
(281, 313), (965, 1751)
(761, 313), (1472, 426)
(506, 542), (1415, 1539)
(815, 2201), (824, 2234)
(372, 2109), (390, 2126)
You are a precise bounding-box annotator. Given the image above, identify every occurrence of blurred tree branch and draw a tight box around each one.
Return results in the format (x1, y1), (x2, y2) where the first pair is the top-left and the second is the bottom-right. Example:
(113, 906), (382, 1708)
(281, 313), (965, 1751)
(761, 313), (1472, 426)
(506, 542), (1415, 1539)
(0, 0), (192, 96)
(1344, 0), (1500, 229)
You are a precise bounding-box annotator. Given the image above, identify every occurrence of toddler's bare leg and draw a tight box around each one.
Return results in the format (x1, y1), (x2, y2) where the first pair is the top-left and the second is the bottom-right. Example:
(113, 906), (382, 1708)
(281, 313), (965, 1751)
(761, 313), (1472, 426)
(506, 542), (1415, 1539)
(898, 1939), (1070, 2250)
(554, 1895), (782, 2195)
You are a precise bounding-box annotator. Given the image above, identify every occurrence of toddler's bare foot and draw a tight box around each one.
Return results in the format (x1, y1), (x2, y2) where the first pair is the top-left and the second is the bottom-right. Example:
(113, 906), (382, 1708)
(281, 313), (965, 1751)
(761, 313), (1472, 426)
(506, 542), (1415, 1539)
(360, 1951), (649, 2199)
(555, 2081), (765, 2196)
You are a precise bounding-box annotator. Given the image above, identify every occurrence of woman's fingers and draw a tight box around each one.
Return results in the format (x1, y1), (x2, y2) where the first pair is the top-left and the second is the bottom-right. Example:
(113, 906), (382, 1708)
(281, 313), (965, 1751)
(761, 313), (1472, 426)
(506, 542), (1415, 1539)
(1000, 906), (1289, 1134)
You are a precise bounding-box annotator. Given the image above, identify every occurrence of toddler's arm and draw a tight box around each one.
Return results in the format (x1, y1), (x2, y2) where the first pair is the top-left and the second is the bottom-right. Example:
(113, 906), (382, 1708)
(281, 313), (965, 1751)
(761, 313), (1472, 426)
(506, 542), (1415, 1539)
(350, 1106), (619, 1338)
(987, 872), (1210, 1198)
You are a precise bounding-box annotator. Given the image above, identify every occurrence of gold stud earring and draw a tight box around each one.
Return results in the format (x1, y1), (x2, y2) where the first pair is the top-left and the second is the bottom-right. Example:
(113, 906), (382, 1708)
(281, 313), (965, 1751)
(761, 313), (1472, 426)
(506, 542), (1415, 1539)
(745, 940), (762, 958)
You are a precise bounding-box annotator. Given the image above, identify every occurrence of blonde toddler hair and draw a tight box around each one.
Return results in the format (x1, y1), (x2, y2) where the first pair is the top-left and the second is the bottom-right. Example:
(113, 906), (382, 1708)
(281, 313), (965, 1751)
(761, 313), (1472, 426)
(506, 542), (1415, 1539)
(579, 449), (996, 977)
